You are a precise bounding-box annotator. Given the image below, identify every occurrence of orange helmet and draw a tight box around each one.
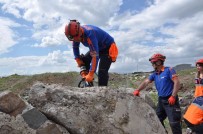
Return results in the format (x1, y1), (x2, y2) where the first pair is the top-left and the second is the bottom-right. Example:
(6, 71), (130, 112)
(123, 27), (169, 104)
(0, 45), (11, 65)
(196, 58), (203, 66)
(149, 53), (166, 62)
(65, 20), (80, 41)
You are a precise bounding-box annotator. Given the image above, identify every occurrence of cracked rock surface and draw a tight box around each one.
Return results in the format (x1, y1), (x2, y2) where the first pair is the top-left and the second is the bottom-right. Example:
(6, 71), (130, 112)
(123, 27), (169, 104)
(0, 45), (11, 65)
(27, 82), (166, 134)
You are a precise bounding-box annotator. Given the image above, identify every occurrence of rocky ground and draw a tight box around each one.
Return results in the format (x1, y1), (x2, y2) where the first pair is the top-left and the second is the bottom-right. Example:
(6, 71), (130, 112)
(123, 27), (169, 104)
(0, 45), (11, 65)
(0, 83), (167, 134)
(0, 67), (197, 134)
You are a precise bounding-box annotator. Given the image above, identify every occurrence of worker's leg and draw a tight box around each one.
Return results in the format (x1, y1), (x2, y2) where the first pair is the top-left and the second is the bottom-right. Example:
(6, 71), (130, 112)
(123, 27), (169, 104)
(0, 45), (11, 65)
(98, 55), (112, 86)
(156, 97), (167, 127)
(164, 96), (182, 134)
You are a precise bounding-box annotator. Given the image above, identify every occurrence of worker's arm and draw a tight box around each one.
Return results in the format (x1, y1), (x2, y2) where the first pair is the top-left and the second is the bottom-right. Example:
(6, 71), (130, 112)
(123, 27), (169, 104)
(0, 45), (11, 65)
(171, 77), (181, 97)
(133, 78), (151, 96)
(137, 78), (151, 91)
(85, 32), (99, 82)
(168, 67), (181, 105)
(169, 67), (181, 97)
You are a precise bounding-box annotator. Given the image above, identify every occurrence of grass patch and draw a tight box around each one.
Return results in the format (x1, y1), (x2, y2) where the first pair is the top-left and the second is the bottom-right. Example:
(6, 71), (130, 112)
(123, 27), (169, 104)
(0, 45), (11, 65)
(149, 91), (158, 104)
(177, 68), (196, 76)
(0, 74), (28, 92)
(0, 72), (80, 93)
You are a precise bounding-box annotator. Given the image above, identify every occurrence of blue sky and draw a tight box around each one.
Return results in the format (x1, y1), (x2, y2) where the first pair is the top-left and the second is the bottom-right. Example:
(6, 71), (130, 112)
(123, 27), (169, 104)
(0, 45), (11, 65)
(0, 0), (203, 76)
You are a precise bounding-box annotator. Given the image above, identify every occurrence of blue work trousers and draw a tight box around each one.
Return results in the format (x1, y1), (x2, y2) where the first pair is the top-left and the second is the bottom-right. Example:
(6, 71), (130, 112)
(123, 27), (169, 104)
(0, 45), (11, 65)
(156, 96), (182, 134)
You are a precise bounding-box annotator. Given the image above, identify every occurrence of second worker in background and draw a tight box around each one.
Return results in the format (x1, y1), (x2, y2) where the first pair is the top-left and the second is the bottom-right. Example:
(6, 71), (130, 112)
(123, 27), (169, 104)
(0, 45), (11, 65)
(133, 53), (182, 134)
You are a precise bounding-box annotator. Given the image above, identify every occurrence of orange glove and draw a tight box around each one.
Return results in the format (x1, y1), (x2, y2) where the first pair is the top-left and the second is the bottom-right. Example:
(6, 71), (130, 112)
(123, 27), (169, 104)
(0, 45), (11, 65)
(133, 90), (140, 96)
(85, 71), (94, 82)
(168, 96), (176, 105)
(75, 58), (84, 67)
(80, 70), (88, 78)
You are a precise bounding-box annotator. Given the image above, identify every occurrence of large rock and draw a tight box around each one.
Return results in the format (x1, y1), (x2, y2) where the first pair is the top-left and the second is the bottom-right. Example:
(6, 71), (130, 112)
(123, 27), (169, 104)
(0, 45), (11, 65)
(0, 111), (69, 134)
(0, 91), (70, 134)
(0, 91), (26, 116)
(28, 82), (166, 134)
(0, 111), (36, 134)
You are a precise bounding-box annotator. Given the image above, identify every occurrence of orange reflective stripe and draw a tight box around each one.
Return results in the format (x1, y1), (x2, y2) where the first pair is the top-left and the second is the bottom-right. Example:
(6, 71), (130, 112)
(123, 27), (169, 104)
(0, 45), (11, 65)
(194, 85), (203, 97)
(183, 103), (203, 125)
(87, 38), (92, 44)
(109, 43), (118, 62)
(86, 37), (97, 72)
(87, 38), (95, 51)
(89, 50), (97, 72)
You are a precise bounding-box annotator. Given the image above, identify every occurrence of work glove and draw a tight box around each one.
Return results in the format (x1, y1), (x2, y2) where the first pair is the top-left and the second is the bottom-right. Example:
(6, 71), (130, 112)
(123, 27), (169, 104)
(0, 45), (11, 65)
(168, 96), (176, 105)
(85, 71), (94, 82)
(75, 58), (84, 67)
(133, 90), (140, 96)
(80, 70), (88, 78)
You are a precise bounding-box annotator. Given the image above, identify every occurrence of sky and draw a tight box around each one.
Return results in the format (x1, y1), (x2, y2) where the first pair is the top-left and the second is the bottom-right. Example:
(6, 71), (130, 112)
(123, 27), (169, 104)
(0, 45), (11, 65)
(0, 0), (203, 76)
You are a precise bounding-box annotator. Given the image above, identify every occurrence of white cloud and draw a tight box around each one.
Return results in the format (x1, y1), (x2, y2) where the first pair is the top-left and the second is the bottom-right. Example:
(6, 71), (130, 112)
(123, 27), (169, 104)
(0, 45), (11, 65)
(0, 0), (203, 76)
(1, 0), (122, 28)
(109, 0), (203, 70)
(33, 36), (61, 47)
(0, 50), (77, 76)
(32, 24), (67, 47)
(0, 17), (18, 54)
(1, 2), (21, 18)
(38, 50), (67, 65)
(0, 0), (122, 48)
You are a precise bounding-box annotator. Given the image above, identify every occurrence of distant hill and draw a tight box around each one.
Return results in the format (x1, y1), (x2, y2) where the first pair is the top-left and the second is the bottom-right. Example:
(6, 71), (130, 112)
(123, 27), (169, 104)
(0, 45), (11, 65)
(173, 64), (194, 71)
(0, 68), (197, 95)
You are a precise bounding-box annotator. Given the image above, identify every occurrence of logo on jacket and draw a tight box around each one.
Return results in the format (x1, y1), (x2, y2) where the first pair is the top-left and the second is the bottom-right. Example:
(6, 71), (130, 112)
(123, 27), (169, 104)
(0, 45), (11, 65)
(161, 76), (166, 79)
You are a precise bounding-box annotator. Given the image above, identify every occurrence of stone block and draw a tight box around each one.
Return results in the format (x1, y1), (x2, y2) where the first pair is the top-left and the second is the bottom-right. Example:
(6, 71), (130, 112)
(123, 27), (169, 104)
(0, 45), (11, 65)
(22, 108), (47, 129)
(0, 91), (26, 116)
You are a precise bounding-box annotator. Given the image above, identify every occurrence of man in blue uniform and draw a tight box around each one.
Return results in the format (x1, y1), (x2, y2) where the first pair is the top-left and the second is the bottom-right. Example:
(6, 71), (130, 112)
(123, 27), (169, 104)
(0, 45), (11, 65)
(64, 20), (118, 86)
(133, 53), (182, 134)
